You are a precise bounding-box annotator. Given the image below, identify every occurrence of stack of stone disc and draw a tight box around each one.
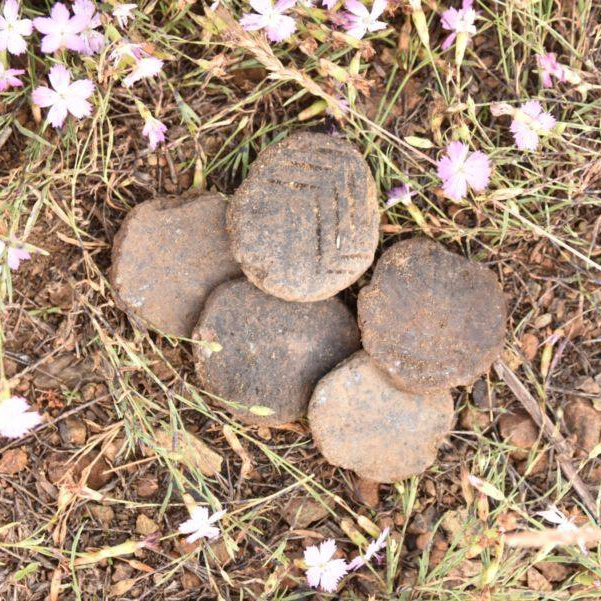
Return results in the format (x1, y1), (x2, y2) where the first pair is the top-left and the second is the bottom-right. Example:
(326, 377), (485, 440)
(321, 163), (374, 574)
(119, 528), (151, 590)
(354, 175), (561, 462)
(309, 237), (506, 482)
(110, 131), (507, 484)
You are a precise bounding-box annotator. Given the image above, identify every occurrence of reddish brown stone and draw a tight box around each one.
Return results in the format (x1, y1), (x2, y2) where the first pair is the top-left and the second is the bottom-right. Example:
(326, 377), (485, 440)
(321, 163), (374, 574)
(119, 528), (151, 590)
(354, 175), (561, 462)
(193, 278), (360, 425)
(358, 238), (506, 393)
(308, 351), (454, 483)
(227, 132), (379, 302)
(111, 192), (241, 337)
(498, 408), (539, 460)
(564, 398), (601, 455)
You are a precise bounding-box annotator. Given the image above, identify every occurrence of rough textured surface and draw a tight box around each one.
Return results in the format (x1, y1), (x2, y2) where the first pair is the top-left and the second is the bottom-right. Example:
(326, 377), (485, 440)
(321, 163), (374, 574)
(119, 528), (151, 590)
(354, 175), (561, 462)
(358, 238), (507, 393)
(111, 192), (241, 337)
(309, 351), (454, 483)
(227, 132), (379, 302)
(193, 278), (361, 425)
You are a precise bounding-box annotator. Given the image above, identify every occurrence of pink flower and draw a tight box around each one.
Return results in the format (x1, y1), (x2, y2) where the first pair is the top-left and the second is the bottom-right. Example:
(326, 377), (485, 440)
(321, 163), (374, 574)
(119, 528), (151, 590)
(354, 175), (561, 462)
(0, 239), (30, 269)
(33, 2), (87, 54)
(510, 100), (555, 151)
(436, 141), (491, 202)
(0, 62), (24, 91)
(348, 527), (390, 570)
(440, 0), (476, 50)
(304, 539), (348, 593)
(178, 507), (225, 543)
(536, 52), (566, 88)
(342, 0), (387, 40)
(32, 64), (94, 128)
(73, 0), (104, 55)
(0, 396), (42, 438)
(142, 113), (167, 150)
(240, 0), (297, 43)
(112, 3), (136, 28)
(386, 184), (415, 208)
(122, 56), (163, 87)
(322, 0), (337, 8)
(110, 41), (163, 87)
(0, 0), (32, 55)
(109, 39), (144, 63)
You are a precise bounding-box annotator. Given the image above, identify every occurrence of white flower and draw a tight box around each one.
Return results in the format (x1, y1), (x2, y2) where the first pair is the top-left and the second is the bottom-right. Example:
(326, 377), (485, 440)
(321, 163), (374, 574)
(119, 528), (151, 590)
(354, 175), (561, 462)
(348, 527), (389, 570)
(112, 3), (136, 28)
(239, 0), (297, 43)
(0, 0), (33, 55)
(0, 396), (42, 438)
(304, 539), (348, 593)
(342, 0), (387, 40)
(178, 507), (225, 543)
(122, 56), (163, 87)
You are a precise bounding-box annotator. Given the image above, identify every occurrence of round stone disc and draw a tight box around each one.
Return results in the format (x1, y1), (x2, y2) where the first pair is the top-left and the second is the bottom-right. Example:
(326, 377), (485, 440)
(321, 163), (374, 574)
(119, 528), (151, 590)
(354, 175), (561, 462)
(227, 132), (379, 302)
(192, 278), (361, 425)
(358, 238), (507, 393)
(309, 351), (454, 482)
(111, 192), (242, 338)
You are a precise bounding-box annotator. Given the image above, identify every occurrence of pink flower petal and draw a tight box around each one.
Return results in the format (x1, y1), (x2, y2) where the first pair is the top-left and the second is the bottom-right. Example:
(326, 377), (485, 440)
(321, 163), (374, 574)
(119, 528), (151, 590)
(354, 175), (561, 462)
(510, 120), (539, 151)
(520, 99), (542, 120)
(275, 0), (297, 11)
(31, 85), (57, 107)
(249, 0), (273, 14)
(536, 111), (556, 132)
(67, 96), (92, 119)
(69, 78), (95, 99)
(3, 0), (20, 21)
(344, 0), (369, 17)
(0, 396), (42, 439)
(47, 100), (69, 128)
(240, 13), (267, 30)
(463, 150), (491, 192)
(6, 29), (27, 54)
(49, 64), (71, 92)
(320, 559), (348, 592)
(441, 7), (460, 30)
(305, 566), (322, 588)
(441, 31), (456, 50)
(40, 32), (63, 53)
(32, 16), (55, 35)
(14, 17), (33, 36)
(50, 2), (71, 25)
(443, 172), (468, 201)
(371, 0), (387, 18)
(266, 14), (296, 41)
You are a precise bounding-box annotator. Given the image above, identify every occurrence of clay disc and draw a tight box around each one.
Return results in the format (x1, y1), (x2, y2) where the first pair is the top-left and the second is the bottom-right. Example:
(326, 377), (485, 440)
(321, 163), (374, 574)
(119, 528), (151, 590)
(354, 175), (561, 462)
(192, 278), (361, 425)
(309, 351), (454, 482)
(358, 238), (507, 393)
(227, 132), (379, 302)
(111, 192), (241, 337)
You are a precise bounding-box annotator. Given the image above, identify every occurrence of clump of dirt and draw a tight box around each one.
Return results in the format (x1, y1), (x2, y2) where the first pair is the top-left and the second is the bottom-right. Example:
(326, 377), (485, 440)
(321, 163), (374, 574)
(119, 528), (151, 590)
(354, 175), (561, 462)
(192, 278), (361, 425)
(111, 192), (242, 337)
(227, 132), (379, 302)
(308, 351), (454, 482)
(358, 238), (507, 393)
